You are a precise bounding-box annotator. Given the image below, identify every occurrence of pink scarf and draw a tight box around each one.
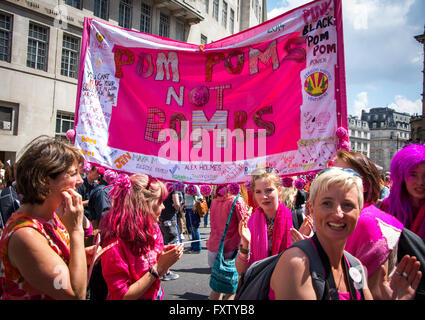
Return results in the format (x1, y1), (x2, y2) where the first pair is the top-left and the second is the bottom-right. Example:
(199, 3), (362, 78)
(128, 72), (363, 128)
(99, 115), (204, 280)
(247, 202), (292, 265)
(411, 204), (425, 239)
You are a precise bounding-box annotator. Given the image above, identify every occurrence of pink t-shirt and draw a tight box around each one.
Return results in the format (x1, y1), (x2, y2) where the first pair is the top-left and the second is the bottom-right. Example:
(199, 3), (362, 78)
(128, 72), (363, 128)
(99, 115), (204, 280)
(101, 224), (164, 300)
(207, 195), (248, 253)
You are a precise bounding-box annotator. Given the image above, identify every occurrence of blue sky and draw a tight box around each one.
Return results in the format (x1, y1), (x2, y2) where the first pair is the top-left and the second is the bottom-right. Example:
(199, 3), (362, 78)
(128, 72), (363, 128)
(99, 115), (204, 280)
(266, 0), (425, 117)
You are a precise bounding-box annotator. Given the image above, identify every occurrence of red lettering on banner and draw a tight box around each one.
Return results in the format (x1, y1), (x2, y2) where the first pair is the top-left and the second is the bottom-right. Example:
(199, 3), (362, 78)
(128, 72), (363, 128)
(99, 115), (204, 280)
(144, 107), (166, 143)
(254, 105), (275, 137)
(283, 36), (306, 63)
(302, 0), (332, 24)
(205, 53), (226, 82)
(113, 48), (135, 78)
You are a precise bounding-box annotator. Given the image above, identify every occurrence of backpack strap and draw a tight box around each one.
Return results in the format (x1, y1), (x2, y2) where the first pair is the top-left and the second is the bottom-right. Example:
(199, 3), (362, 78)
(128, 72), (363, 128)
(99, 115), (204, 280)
(343, 251), (365, 300)
(291, 235), (363, 300)
(290, 237), (331, 300)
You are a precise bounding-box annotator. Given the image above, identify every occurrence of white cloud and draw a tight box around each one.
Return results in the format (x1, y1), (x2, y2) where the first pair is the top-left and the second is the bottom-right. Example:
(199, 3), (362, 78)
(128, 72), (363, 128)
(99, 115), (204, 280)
(267, 0), (309, 19)
(343, 0), (415, 30)
(352, 91), (369, 117)
(388, 95), (422, 115)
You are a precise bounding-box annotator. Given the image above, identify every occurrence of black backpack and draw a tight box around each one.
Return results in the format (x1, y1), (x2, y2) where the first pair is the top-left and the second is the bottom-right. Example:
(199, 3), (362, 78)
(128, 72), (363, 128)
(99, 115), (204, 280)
(235, 236), (364, 300)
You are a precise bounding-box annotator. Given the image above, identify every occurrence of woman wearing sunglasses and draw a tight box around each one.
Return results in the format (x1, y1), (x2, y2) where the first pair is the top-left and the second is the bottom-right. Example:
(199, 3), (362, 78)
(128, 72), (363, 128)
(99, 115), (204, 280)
(270, 167), (421, 300)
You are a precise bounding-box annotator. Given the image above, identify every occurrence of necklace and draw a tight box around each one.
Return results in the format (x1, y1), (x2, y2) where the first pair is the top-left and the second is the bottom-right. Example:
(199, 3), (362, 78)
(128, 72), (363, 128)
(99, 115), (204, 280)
(266, 216), (274, 237)
(335, 269), (344, 291)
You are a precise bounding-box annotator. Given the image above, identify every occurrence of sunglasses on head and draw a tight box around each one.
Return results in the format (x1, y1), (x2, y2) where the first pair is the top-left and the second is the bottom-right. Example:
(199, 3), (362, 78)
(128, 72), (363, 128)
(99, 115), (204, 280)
(251, 166), (279, 175)
(316, 167), (361, 178)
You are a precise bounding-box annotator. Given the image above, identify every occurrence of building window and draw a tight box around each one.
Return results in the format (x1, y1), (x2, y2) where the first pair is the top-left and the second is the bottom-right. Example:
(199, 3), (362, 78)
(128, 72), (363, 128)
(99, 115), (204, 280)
(0, 12), (12, 63)
(94, 0), (109, 20)
(27, 22), (49, 71)
(201, 34), (207, 45)
(0, 106), (12, 131)
(0, 103), (18, 135)
(159, 13), (169, 38)
(61, 34), (79, 78)
(65, 0), (82, 9)
(56, 112), (74, 139)
(119, 0), (132, 29)
(175, 21), (184, 42)
(140, 2), (152, 33)
(230, 8), (234, 34)
(212, 0), (219, 21)
(205, 0), (209, 13)
(222, 1), (228, 28)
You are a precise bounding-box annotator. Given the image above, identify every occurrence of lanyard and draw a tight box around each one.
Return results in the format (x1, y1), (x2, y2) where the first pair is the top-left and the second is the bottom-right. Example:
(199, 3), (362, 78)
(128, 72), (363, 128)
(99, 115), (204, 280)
(311, 234), (358, 300)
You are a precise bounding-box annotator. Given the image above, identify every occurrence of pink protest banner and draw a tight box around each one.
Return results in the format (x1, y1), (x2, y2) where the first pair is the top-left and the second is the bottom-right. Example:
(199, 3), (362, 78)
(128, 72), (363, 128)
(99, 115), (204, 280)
(74, 0), (347, 184)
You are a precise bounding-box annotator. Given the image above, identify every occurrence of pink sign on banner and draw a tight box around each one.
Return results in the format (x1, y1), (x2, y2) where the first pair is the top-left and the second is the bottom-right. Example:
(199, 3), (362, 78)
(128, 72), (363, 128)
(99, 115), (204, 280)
(74, 0), (347, 184)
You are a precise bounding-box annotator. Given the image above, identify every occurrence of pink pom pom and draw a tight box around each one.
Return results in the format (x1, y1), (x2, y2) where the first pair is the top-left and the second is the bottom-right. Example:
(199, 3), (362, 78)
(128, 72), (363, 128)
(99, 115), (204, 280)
(185, 184), (197, 196)
(175, 181), (185, 192)
(82, 161), (92, 173)
(335, 127), (348, 140)
(200, 185), (212, 197)
(216, 185), (227, 197)
(305, 172), (315, 182)
(104, 169), (118, 183)
(189, 86), (209, 107)
(97, 166), (105, 175)
(165, 182), (174, 193)
(66, 129), (76, 141)
(281, 177), (293, 188)
(338, 141), (351, 152)
(228, 183), (241, 195)
(294, 178), (306, 190)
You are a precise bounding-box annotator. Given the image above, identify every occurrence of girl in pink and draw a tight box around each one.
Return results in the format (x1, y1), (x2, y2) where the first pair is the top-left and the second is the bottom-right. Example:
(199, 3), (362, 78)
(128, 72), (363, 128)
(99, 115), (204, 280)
(100, 174), (183, 300)
(207, 184), (248, 300)
(379, 144), (425, 240)
(236, 168), (300, 274)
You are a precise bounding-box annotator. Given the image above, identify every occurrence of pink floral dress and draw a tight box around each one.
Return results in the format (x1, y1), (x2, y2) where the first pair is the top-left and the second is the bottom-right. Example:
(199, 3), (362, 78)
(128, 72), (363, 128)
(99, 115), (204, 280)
(0, 212), (71, 300)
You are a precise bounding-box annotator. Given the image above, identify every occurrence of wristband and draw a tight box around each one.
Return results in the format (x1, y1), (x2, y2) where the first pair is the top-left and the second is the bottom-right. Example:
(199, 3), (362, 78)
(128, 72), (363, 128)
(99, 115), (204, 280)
(239, 244), (250, 255)
(148, 265), (160, 279)
(238, 253), (250, 263)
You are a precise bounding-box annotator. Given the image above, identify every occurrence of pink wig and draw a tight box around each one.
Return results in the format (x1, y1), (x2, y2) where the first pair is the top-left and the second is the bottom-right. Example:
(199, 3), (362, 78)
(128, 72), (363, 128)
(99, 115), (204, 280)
(388, 144), (425, 228)
(100, 174), (168, 256)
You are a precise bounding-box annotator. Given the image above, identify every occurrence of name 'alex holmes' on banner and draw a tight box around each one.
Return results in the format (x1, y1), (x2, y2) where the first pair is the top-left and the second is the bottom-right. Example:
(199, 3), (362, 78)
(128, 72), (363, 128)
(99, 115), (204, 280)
(74, 0), (347, 184)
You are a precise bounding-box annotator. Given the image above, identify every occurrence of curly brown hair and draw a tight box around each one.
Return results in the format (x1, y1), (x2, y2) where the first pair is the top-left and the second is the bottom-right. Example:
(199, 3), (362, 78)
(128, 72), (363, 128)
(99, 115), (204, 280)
(15, 135), (84, 204)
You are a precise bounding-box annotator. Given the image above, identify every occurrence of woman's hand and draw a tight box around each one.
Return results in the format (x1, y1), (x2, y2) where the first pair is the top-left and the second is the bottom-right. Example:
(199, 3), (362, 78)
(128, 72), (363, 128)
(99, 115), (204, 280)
(380, 255), (422, 300)
(290, 228), (308, 243)
(59, 188), (84, 234)
(156, 244), (184, 276)
(298, 215), (313, 237)
(238, 217), (251, 248)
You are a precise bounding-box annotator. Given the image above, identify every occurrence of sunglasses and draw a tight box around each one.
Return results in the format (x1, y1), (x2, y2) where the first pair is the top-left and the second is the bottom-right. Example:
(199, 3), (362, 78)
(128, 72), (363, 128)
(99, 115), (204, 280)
(250, 166), (280, 175)
(316, 167), (361, 178)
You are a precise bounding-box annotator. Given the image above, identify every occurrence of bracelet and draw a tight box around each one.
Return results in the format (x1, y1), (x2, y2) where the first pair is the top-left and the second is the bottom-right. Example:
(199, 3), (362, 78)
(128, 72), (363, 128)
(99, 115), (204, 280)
(238, 253), (250, 263)
(239, 244), (250, 255)
(148, 265), (160, 279)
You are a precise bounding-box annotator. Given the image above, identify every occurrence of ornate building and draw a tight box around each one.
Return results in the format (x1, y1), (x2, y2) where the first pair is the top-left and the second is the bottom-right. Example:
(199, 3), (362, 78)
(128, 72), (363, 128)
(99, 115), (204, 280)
(362, 107), (411, 171)
(348, 115), (370, 158)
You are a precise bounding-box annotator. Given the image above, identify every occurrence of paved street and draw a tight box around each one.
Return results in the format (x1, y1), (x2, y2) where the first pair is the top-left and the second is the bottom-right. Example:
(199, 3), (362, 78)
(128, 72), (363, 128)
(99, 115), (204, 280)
(162, 225), (212, 300)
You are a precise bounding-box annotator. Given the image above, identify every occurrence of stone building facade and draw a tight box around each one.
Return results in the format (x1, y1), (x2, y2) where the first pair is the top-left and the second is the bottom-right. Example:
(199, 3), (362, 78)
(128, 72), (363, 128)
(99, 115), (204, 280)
(348, 115), (370, 158)
(362, 107), (411, 172)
